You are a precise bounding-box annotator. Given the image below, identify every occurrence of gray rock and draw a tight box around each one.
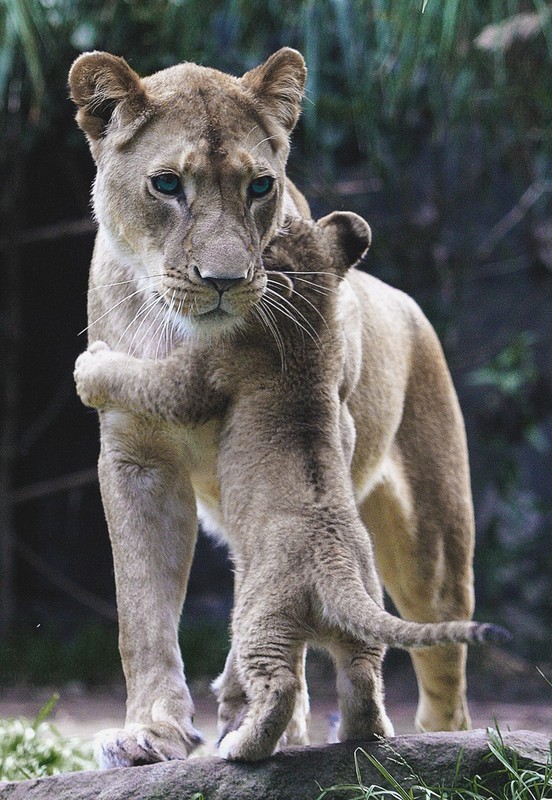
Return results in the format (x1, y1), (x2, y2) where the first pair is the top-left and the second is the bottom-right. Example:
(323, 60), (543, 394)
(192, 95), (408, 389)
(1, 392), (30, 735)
(0, 730), (549, 800)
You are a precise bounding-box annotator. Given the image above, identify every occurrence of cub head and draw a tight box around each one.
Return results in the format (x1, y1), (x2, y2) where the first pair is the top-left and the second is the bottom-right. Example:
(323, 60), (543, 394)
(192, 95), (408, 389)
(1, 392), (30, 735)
(259, 211), (371, 342)
(69, 49), (307, 337)
(263, 211), (371, 286)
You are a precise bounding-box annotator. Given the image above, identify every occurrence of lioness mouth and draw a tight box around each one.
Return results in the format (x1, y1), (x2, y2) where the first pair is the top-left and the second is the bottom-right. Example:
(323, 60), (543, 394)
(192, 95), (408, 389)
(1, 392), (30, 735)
(197, 307), (231, 319)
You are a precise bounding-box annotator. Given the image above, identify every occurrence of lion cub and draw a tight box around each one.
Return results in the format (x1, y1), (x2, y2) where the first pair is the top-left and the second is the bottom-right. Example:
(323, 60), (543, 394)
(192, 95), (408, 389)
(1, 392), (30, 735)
(75, 213), (507, 761)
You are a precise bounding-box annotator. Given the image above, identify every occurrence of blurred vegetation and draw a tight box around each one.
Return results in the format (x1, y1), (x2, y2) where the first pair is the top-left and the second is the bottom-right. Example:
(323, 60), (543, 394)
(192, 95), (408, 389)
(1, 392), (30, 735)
(0, 695), (94, 780)
(0, 0), (551, 664)
(0, 621), (229, 685)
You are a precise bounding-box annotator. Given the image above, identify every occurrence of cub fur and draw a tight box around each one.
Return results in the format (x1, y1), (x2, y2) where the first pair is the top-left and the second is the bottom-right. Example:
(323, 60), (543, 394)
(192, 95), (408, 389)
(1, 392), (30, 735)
(75, 215), (508, 761)
(70, 49), (482, 767)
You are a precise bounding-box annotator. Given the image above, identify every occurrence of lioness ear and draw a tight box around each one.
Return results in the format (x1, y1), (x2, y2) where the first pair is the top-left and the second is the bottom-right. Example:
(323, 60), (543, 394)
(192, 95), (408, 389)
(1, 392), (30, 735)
(241, 48), (307, 132)
(318, 212), (372, 274)
(69, 51), (151, 142)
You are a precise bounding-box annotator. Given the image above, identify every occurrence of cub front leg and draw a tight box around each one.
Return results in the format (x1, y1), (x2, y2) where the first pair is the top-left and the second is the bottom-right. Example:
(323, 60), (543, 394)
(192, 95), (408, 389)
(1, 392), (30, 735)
(74, 340), (226, 423)
(94, 409), (202, 767)
(218, 627), (302, 762)
(74, 341), (126, 410)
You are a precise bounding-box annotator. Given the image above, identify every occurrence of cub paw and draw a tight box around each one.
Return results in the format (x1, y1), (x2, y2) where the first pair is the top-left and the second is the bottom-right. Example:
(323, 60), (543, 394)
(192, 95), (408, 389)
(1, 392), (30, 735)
(218, 728), (274, 762)
(74, 340), (118, 408)
(95, 722), (204, 768)
(218, 729), (246, 761)
(88, 340), (112, 355)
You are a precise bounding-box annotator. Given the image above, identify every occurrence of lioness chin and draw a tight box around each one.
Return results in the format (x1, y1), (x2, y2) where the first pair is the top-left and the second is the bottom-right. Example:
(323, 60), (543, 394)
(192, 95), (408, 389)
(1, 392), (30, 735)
(71, 49), (483, 767)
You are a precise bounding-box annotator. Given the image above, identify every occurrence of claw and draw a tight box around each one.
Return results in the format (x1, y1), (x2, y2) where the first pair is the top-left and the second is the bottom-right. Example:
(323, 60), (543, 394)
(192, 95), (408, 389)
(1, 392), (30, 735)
(94, 723), (203, 769)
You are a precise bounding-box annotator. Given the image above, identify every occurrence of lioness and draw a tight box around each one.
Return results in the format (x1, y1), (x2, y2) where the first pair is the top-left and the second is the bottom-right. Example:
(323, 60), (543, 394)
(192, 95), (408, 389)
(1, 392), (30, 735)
(70, 49), (480, 767)
(75, 215), (507, 762)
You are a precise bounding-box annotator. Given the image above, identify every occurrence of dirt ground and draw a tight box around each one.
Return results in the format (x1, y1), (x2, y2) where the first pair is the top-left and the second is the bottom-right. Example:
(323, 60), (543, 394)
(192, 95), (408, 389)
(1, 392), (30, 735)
(1, 649), (550, 754)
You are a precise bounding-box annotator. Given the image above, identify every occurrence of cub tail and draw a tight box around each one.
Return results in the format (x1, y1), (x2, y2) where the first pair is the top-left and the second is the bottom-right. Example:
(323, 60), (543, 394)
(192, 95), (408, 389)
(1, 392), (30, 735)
(365, 611), (511, 650)
(316, 570), (510, 650)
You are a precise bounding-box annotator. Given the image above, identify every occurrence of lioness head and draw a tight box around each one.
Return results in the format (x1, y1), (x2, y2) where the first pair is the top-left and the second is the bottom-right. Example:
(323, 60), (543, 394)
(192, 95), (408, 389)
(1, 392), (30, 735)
(69, 49), (307, 337)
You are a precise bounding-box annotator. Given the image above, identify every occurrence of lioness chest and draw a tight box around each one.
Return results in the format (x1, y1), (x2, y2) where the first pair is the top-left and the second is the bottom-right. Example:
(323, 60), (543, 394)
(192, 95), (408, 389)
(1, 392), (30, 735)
(184, 419), (227, 535)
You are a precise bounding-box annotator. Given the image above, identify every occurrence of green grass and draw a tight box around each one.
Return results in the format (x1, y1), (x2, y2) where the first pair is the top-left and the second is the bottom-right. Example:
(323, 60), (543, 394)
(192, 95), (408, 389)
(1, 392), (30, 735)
(0, 695), (95, 782)
(315, 727), (552, 800)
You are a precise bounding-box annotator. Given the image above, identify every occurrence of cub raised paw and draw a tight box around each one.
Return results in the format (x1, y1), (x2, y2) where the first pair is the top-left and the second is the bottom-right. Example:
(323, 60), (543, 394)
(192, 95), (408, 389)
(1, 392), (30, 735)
(74, 340), (124, 409)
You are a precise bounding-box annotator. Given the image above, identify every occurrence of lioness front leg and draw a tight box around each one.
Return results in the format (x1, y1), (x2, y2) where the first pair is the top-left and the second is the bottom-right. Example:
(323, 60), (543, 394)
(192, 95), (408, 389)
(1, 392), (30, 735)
(94, 410), (202, 767)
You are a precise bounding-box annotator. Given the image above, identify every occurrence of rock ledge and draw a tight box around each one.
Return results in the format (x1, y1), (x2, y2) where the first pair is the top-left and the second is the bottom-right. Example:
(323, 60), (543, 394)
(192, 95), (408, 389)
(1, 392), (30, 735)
(0, 730), (549, 800)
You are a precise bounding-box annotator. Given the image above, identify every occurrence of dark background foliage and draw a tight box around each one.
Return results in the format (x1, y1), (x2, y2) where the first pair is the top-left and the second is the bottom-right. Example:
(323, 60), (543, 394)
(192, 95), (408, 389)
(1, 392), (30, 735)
(0, 0), (551, 681)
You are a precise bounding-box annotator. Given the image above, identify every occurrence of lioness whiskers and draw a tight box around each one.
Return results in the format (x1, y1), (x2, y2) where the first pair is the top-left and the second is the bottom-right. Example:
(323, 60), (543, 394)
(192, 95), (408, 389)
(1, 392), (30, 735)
(288, 285), (331, 332)
(291, 275), (338, 295)
(79, 282), (163, 336)
(115, 291), (165, 352)
(128, 290), (170, 358)
(263, 292), (318, 348)
(87, 273), (167, 292)
(155, 290), (177, 361)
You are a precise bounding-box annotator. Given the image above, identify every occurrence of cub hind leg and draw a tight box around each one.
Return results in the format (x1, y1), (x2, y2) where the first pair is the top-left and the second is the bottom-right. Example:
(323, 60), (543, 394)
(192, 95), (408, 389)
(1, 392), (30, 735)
(212, 645), (248, 741)
(360, 455), (474, 732)
(213, 628), (309, 746)
(329, 636), (394, 742)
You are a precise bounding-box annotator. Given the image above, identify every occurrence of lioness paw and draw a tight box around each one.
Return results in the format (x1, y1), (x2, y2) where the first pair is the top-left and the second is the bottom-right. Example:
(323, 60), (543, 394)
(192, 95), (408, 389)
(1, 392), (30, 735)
(95, 722), (203, 768)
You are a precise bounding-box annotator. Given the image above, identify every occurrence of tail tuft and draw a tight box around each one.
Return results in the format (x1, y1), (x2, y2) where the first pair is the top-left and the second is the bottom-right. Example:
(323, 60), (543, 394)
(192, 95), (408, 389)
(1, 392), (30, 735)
(474, 623), (512, 645)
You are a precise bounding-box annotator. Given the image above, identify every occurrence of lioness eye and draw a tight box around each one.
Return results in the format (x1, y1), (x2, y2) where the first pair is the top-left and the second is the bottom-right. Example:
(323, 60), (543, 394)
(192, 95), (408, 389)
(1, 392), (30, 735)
(151, 173), (182, 196)
(248, 176), (274, 198)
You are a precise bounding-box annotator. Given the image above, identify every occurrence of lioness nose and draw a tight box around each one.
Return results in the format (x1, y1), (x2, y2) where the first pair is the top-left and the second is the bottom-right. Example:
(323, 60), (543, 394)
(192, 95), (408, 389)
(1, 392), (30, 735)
(193, 266), (247, 293)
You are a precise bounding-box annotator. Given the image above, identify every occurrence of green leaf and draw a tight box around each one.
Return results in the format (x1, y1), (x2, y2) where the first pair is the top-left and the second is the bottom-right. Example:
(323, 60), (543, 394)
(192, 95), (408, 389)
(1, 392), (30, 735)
(33, 693), (60, 729)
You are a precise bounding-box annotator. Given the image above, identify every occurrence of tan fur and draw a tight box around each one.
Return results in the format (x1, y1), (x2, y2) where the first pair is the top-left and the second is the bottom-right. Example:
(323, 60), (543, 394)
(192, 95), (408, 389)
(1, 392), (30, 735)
(70, 50), (485, 767)
(76, 216), (505, 761)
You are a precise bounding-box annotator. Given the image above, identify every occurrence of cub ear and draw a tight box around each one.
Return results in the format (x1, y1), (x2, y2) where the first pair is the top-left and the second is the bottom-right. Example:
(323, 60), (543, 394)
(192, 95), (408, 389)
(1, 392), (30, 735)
(241, 47), (307, 132)
(318, 211), (372, 275)
(69, 51), (150, 142)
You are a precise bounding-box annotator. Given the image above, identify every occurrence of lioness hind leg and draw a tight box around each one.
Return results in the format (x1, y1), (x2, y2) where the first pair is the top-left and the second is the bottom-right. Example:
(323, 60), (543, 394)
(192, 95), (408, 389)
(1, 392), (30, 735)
(96, 411), (202, 767)
(410, 643), (470, 731)
(330, 638), (394, 741)
(360, 465), (475, 733)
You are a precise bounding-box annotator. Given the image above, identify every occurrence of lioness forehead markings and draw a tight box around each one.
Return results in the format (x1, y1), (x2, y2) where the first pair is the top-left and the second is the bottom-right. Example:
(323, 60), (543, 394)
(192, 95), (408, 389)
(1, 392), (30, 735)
(190, 84), (271, 159)
(197, 88), (226, 157)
